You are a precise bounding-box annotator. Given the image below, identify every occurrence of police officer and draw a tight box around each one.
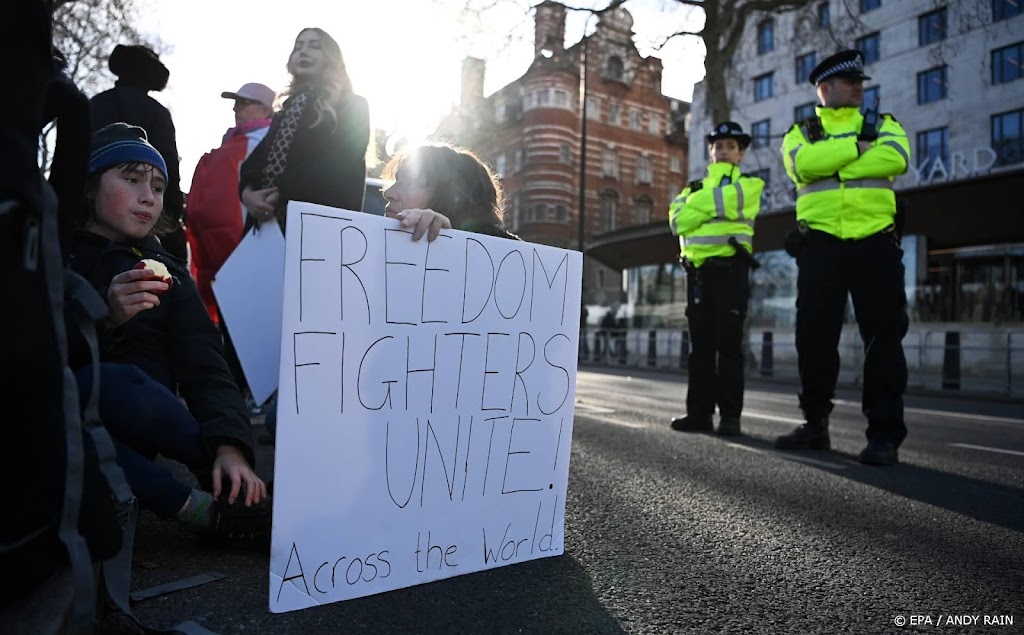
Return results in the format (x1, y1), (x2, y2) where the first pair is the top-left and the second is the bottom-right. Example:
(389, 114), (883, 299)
(669, 122), (764, 437)
(776, 50), (911, 465)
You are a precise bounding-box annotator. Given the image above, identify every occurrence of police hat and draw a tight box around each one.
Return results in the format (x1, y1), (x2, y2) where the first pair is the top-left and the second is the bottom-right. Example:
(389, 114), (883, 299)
(808, 49), (871, 86)
(705, 121), (752, 149)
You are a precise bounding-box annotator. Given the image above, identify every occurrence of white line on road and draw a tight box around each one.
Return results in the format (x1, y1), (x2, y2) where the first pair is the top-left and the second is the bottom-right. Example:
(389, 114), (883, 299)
(578, 414), (647, 429)
(726, 443), (849, 470)
(833, 399), (1024, 425)
(574, 402), (617, 414)
(742, 411), (806, 425)
(948, 443), (1024, 458)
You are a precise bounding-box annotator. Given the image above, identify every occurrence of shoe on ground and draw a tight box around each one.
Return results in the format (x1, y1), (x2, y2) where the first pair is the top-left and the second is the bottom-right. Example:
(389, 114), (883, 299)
(774, 419), (830, 450)
(670, 415), (713, 433)
(858, 439), (899, 465)
(211, 493), (272, 550)
(717, 416), (741, 437)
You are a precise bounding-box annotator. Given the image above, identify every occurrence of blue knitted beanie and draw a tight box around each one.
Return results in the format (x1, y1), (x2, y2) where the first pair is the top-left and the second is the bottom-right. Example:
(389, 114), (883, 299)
(88, 123), (168, 179)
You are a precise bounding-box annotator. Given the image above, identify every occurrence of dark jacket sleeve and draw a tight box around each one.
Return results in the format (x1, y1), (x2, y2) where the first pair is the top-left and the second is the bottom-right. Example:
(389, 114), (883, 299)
(239, 120), (273, 195)
(145, 103), (184, 221)
(165, 273), (256, 466)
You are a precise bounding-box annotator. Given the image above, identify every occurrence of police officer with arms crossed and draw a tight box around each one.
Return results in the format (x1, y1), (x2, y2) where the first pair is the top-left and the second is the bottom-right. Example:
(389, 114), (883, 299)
(669, 122), (763, 437)
(776, 50), (911, 465)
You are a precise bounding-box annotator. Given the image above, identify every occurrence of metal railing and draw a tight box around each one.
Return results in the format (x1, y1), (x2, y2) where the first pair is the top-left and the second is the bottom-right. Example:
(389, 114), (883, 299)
(578, 327), (1024, 398)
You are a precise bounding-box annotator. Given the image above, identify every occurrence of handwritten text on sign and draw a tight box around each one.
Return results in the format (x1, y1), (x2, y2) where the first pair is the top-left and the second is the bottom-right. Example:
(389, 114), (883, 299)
(269, 203), (582, 612)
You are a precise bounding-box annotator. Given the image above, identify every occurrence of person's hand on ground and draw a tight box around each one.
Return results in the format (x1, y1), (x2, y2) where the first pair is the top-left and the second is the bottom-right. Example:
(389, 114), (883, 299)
(212, 445), (268, 506)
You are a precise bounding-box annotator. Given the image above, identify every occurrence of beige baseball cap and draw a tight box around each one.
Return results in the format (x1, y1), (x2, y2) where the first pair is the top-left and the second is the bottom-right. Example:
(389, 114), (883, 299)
(221, 82), (276, 108)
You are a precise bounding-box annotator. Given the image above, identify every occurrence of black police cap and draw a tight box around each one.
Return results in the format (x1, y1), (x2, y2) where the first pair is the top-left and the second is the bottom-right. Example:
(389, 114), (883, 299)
(705, 121), (752, 149)
(808, 49), (871, 86)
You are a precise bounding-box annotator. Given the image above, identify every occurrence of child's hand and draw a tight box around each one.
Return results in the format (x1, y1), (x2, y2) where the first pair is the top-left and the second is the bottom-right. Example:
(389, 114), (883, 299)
(395, 208), (451, 242)
(212, 445), (268, 506)
(105, 268), (170, 328)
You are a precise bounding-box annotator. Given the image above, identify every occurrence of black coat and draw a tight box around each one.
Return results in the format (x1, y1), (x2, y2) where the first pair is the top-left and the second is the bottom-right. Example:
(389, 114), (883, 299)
(240, 91), (369, 218)
(68, 231), (255, 466)
(90, 83), (184, 222)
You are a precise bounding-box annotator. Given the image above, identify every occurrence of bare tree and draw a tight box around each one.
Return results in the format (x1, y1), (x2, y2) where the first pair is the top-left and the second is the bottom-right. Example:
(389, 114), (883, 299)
(41, 0), (162, 169)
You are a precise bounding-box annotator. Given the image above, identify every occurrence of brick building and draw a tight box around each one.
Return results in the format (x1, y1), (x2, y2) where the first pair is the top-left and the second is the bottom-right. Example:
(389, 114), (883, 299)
(435, 1), (689, 306)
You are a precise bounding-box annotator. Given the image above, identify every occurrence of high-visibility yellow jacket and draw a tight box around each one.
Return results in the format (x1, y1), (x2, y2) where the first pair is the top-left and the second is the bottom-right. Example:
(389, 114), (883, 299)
(781, 106), (910, 240)
(668, 162), (763, 268)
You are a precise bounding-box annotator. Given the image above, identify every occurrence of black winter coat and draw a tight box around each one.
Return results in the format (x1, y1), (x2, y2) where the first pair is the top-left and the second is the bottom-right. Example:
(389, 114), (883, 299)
(240, 91), (369, 218)
(68, 230), (255, 466)
(90, 83), (184, 222)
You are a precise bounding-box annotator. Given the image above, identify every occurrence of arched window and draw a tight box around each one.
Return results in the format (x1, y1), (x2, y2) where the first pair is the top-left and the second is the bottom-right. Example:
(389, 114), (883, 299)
(598, 190), (619, 233)
(606, 55), (624, 81)
(633, 196), (653, 225)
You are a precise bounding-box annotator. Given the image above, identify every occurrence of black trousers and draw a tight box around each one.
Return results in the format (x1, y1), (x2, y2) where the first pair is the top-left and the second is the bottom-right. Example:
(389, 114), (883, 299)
(685, 255), (750, 419)
(796, 230), (909, 445)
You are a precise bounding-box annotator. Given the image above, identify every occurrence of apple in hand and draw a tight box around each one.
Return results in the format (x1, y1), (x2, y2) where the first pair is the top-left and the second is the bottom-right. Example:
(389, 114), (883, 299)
(134, 259), (173, 295)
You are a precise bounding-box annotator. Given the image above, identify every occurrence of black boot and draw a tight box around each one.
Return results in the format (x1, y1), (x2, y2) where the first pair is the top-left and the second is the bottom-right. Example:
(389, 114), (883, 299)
(717, 416), (741, 437)
(858, 439), (899, 465)
(774, 418), (830, 450)
(670, 415), (713, 433)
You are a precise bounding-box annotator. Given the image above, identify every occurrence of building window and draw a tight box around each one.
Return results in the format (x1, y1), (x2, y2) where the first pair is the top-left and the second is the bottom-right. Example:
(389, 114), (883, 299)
(754, 72), (774, 101)
(606, 56), (624, 81)
(917, 66), (948, 104)
(992, 108), (1024, 166)
(919, 8), (947, 46)
(635, 155), (652, 184)
(634, 198), (652, 225)
(495, 153), (507, 177)
(509, 194), (520, 230)
(856, 32), (881, 64)
(916, 127), (949, 174)
(993, 0), (1022, 21)
(555, 205), (568, 222)
(860, 0), (880, 12)
(629, 108), (642, 130)
(607, 101), (620, 125)
(648, 114), (661, 135)
(818, 2), (830, 28)
(752, 119), (771, 149)
(495, 102), (507, 124)
(992, 42), (1024, 84)
(794, 102), (817, 122)
(862, 85), (880, 112)
(795, 51), (817, 83)
(669, 156), (681, 172)
(586, 96), (600, 119)
(553, 89), (570, 108)
(514, 146), (525, 172)
(530, 203), (549, 222)
(601, 147), (620, 178)
(598, 191), (619, 232)
(560, 143), (572, 165)
(757, 19), (774, 55)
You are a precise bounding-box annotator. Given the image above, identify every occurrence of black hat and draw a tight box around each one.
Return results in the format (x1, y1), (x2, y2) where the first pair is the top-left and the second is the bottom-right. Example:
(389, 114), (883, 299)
(705, 121), (752, 149)
(808, 49), (871, 86)
(109, 44), (169, 92)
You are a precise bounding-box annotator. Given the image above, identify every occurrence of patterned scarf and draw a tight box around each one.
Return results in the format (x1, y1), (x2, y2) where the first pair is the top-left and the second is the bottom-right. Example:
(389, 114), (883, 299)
(259, 91), (312, 190)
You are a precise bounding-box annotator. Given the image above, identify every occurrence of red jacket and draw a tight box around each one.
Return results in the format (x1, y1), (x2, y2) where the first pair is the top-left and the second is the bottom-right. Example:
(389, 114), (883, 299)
(186, 122), (270, 322)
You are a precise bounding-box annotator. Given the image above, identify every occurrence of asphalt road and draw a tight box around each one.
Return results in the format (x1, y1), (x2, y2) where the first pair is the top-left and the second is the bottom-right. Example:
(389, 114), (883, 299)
(107, 368), (1023, 634)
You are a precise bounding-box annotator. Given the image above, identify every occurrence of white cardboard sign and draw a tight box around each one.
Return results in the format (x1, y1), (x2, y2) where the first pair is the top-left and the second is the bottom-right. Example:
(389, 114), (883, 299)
(211, 222), (286, 406)
(270, 202), (582, 612)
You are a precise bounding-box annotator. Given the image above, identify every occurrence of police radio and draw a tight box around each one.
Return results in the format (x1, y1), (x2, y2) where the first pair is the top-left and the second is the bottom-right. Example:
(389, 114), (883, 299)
(860, 97), (881, 142)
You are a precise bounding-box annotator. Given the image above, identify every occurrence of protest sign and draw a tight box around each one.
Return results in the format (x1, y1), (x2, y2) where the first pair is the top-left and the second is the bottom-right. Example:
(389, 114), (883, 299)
(212, 222), (286, 405)
(270, 202), (582, 612)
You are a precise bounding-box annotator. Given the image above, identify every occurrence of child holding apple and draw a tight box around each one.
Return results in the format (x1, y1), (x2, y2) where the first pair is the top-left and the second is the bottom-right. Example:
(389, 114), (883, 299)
(67, 123), (270, 546)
